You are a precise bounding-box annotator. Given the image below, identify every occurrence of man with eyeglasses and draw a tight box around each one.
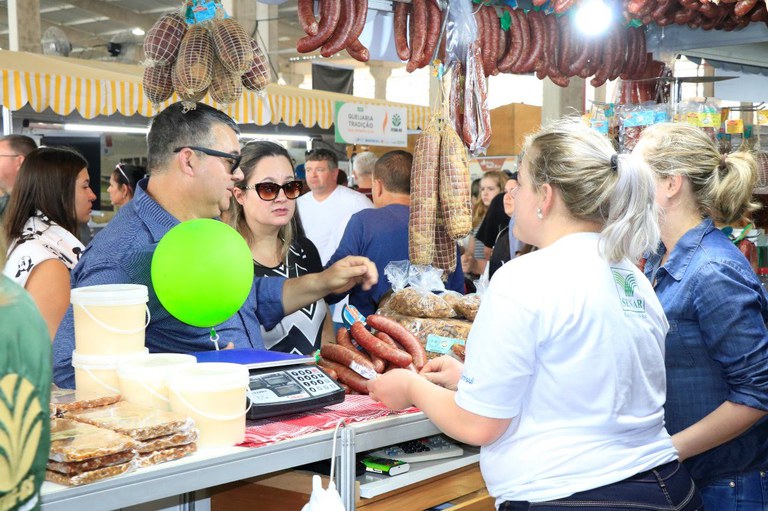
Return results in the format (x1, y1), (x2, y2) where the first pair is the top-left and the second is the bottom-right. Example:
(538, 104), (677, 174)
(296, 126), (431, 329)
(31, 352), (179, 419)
(52, 102), (378, 388)
(0, 134), (37, 218)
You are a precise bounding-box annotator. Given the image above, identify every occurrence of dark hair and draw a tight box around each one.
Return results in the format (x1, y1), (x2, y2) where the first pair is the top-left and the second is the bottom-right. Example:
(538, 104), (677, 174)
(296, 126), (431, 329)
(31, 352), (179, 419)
(305, 148), (338, 169)
(0, 134), (37, 156)
(146, 102), (240, 171)
(4, 147), (88, 241)
(112, 163), (146, 198)
(373, 150), (412, 194)
(230, 140), (296, 259)
(337, 169), (348, 186)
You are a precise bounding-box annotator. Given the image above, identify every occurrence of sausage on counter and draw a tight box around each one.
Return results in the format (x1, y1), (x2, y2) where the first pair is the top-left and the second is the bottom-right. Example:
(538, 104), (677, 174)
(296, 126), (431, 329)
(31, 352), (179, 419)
(366, 314), (427, 370)
(351, 322), (413, 368)
(320, 343), (375, 373)
(318, 359), (369, 394)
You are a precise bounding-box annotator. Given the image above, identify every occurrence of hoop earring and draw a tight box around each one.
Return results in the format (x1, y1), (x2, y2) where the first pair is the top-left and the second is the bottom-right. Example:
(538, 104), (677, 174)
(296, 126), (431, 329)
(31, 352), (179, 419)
(536, 208), (543, 219)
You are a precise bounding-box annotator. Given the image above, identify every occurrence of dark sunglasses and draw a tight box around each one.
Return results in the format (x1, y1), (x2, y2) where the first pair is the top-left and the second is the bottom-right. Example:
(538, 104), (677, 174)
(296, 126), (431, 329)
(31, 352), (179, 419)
(243, 180), (304, 201)
(174, 146), (242, 174)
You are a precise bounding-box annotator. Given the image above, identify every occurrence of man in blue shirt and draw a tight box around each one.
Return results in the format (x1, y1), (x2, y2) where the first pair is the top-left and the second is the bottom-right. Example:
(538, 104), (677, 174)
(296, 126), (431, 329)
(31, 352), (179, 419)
(326, 151), (464, 317)
(53, 102), (377, 388)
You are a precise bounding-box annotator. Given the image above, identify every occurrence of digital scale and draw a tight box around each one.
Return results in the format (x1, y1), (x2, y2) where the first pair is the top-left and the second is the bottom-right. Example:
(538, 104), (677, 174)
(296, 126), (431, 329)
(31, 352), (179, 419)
(194, 349), (345, 420)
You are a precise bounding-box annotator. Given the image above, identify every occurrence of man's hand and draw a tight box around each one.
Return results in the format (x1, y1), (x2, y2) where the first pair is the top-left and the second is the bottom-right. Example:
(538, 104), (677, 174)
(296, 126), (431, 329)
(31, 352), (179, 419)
(324, 256), (378, 295)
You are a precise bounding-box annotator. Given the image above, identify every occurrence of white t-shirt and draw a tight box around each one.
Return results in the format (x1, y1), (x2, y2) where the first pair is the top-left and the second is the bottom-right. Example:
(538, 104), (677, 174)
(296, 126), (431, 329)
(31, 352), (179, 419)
(456, 232), (676, 504)
(298, 186), (373, 322)
(297, 186), (373, 265)
(4, 213), (84, 287)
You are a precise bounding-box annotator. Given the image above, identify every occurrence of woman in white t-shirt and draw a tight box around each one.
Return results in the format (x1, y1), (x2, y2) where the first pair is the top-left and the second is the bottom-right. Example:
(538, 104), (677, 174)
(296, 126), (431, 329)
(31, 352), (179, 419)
(368, 119), (703, 510)
(3, 147), (96, 339)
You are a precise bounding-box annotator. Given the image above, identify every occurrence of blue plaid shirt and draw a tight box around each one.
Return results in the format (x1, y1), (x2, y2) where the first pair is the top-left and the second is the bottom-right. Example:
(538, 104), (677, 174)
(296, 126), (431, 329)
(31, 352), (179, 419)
(644, 218), (768, 485)
(53, 178), (285, 388)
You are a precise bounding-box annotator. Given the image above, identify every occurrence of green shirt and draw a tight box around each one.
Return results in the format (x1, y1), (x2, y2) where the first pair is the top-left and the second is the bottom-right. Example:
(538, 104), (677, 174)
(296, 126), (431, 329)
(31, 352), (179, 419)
(0, 276), (51, 511)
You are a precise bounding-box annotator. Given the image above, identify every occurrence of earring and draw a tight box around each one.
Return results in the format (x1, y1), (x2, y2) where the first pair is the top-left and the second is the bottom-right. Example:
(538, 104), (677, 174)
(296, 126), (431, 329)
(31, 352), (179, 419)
(536, 208), (543, 219)
(666, 194), (671, 199)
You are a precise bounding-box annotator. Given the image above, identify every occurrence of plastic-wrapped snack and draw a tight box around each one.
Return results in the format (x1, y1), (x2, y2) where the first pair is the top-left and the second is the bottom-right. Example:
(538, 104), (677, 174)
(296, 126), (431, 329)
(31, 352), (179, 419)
(383, 262), (456, 318)
(46, 461), (135, 487)
(47, 450), (136, 475)
(388, 288), (456, 319)
(442, 291), (480, 321)
(135, 428), (199, 453)
(66, 401), (194, 441)
(49, 386), (121, 417)
(49, 418), (137, 462)
(136, 443), (197, 469)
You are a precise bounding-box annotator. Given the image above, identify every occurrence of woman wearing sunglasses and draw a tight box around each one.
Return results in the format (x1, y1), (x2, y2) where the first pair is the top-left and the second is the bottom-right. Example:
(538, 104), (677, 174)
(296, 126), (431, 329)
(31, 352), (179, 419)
(230, 140), (332, 355)
(107, 162), (146, 208)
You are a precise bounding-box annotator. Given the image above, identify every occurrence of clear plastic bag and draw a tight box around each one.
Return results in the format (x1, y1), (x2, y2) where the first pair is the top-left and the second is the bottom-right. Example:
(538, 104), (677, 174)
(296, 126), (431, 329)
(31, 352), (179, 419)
(383, 262), (455, 318)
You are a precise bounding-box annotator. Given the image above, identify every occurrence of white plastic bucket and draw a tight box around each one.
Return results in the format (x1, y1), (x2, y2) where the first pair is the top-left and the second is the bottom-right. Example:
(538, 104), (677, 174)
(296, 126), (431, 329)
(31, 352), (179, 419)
(166, 363), (250, 447)
(71, 284), (150, 356)
(118, 354), (197, 410)
(72, 349), (149, 396)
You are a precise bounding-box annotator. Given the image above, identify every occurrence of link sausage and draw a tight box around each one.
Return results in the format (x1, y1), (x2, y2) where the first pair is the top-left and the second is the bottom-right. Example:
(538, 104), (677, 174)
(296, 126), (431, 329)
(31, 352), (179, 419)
(394, 1), (411, 61)
(366, 314), (427, 370)
(351, 322), (413, 368)
(298, 0), (319, 36)
(297, 0), (341, 53)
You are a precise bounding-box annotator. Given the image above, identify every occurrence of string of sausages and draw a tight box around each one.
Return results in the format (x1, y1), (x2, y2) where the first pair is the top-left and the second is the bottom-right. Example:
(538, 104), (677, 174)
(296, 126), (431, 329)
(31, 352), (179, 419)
(625, 0), (768, 29)
(296, 0), (371, 62)
(319, 315), (428, 394)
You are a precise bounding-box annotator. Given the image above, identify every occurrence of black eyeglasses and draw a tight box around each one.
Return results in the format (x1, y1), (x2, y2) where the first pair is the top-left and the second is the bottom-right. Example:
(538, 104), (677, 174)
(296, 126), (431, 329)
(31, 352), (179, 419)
(174, 146), (242, 174)
(243, 180), (304, 201)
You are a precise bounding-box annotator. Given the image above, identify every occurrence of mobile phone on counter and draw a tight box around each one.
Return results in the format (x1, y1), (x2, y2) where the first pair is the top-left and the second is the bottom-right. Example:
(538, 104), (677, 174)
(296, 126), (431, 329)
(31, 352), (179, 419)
(361, 456), (410, 476)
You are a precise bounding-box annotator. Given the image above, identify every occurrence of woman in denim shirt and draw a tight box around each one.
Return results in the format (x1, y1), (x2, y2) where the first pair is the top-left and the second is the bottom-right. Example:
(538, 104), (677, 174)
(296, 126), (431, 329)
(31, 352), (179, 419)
(635, 123), (768, 509)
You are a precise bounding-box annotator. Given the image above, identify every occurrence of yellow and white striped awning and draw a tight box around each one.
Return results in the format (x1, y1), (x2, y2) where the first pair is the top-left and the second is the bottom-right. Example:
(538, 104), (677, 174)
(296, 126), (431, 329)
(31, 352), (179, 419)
(0, 50), (431, 130)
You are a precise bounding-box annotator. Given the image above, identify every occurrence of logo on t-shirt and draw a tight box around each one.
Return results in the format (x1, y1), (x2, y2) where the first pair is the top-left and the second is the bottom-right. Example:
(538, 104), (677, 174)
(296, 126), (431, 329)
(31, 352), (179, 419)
(611, 268), (645, 315)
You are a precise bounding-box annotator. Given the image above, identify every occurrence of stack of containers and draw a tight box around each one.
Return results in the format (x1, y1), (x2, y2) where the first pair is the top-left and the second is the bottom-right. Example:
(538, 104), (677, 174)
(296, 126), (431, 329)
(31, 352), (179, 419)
(70, 284), (150, 395)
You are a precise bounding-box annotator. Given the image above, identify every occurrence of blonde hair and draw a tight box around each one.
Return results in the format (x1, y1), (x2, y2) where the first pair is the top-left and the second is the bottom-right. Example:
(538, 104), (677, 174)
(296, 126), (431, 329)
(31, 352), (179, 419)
(523, 117), (659, 263)
(472, 170), (508, 228)
(639, 123), (759, 225)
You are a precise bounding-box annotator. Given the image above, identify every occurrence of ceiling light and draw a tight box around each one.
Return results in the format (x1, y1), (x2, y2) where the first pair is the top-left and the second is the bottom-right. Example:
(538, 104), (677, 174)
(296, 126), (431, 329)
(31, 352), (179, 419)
(575, 0), (614, 36)
(64, 123), (148, 134)
(132, 27), (145, 36)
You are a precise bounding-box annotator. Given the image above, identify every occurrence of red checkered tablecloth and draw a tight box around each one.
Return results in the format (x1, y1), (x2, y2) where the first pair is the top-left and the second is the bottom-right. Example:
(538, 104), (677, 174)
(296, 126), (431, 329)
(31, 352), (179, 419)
(239, 395), (419, 448)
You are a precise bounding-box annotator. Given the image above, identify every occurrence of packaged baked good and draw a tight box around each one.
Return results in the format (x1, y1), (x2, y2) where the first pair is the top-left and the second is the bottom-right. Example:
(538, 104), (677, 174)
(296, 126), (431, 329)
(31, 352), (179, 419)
(49, 418), (137, 462)
(47, 450), (136, 475)
(50, 386), (120, 417)
(67, 401), (194, 441)
(383, 262), (456, 319)
(135, 428), (199, 453)
(46, 461), (135, 486)
(136, 443), (197, 468)
(443, 291), (480, 321)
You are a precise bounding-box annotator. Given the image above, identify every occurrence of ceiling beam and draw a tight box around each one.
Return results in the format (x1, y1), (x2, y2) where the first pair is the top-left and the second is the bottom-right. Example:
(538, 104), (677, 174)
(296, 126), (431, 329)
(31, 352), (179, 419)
(0, 6), (101, 45)
(62, 0), (159, 31)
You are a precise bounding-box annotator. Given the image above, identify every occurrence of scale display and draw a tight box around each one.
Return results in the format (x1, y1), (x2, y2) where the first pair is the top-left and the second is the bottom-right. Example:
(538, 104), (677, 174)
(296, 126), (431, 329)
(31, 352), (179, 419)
(246, 365), (345, 420)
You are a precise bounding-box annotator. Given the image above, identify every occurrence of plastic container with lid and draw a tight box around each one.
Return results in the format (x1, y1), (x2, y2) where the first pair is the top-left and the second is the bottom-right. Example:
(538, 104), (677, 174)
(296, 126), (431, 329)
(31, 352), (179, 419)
(71, 284), (150, 356)
(166, 363), (250, 447)
(72, 349), (149, 396)
(117, 353), (198, 410)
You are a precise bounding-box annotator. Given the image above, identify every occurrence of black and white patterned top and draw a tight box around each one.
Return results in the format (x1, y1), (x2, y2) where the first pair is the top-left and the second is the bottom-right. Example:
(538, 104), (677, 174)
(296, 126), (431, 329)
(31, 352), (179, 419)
(254, 237), (327, 355)
(3, 212), (84, 287)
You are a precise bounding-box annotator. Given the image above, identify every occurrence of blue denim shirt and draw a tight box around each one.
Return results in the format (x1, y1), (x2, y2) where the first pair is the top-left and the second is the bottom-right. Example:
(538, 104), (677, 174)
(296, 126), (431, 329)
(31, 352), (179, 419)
(644, 218), (768, 485)
(53, 178), (285, 388)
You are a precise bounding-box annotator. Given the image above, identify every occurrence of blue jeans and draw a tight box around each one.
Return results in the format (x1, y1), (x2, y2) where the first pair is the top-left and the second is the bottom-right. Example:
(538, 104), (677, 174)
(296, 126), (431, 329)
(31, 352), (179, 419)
(499, 461), (703, 510)
(698, 469), (768, 511)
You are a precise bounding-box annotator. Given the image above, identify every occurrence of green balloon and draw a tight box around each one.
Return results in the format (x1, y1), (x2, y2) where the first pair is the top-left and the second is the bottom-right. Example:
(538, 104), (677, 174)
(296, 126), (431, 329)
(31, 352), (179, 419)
(151, 219), (254, 328)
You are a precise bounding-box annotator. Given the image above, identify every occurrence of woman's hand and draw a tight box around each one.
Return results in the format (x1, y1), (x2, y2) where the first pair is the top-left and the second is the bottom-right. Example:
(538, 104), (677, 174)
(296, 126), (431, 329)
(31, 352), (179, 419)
(367, 369), (419, 410)
(419, 356), (463, 390)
